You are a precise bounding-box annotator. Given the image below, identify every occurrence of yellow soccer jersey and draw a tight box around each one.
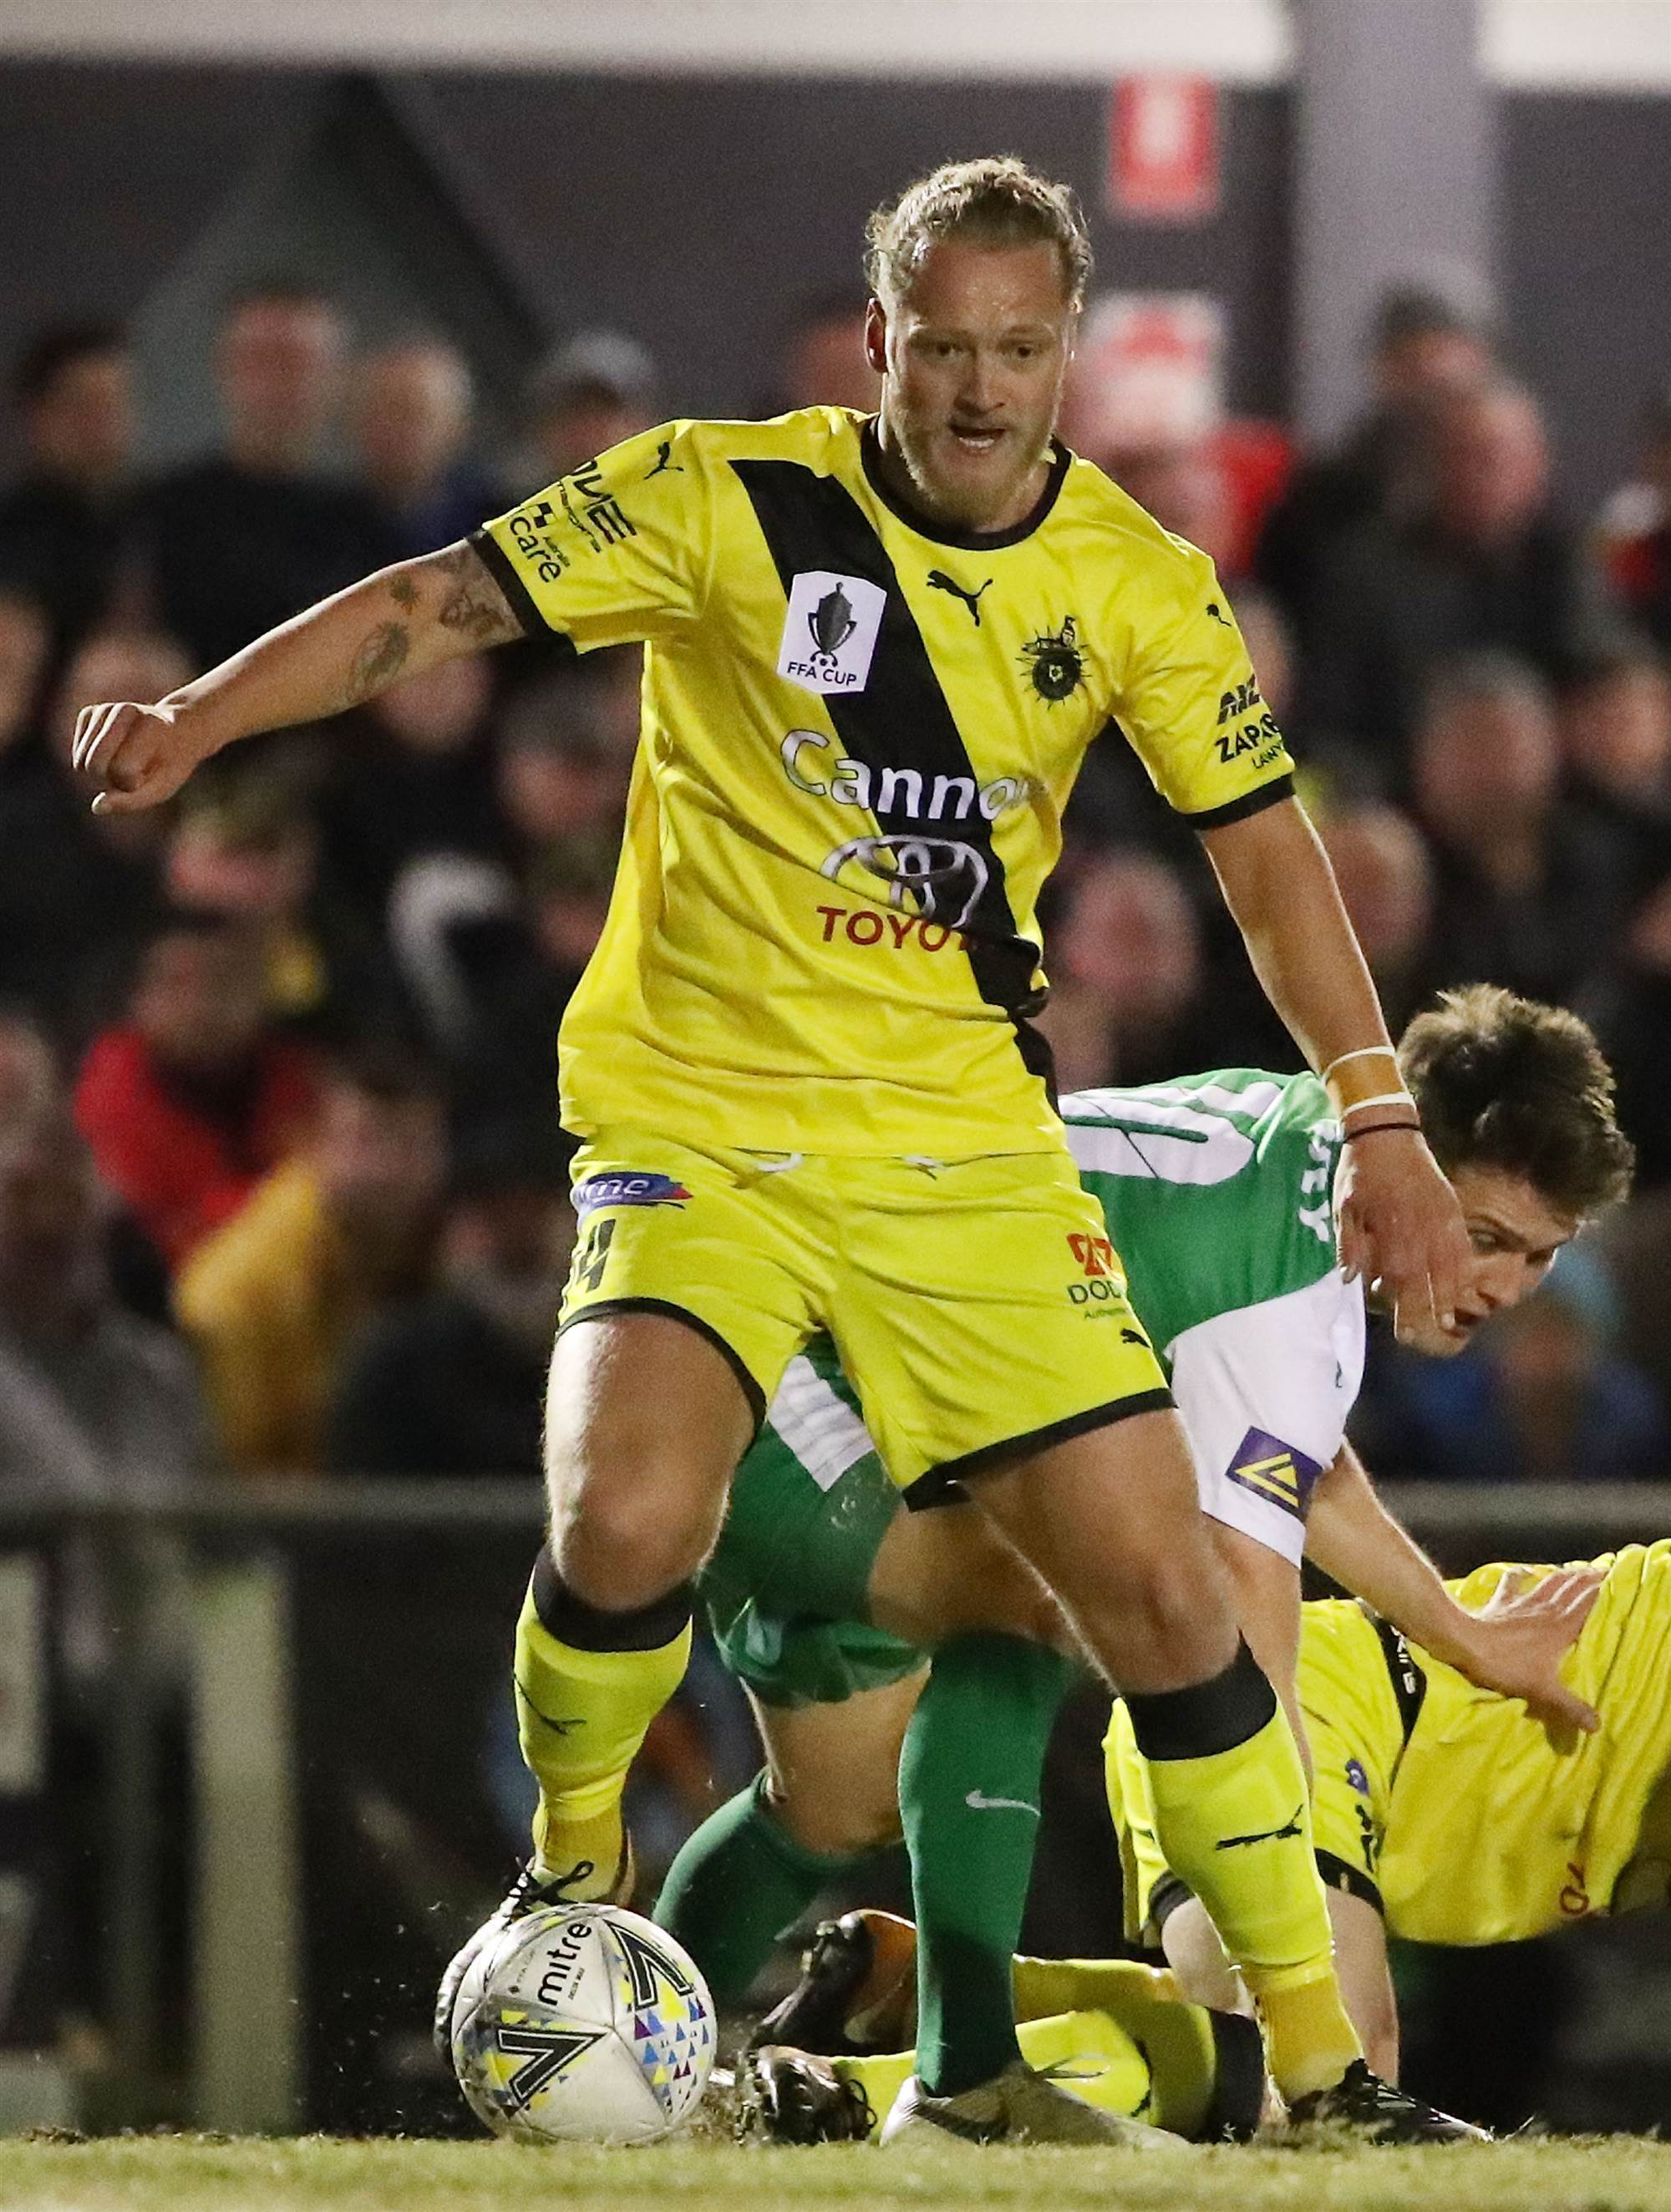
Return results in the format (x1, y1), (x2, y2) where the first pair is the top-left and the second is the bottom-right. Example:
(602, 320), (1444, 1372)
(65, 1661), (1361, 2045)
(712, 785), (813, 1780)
(1293, 1544), (1671, 1948)
(475, 408), (1294, 1154)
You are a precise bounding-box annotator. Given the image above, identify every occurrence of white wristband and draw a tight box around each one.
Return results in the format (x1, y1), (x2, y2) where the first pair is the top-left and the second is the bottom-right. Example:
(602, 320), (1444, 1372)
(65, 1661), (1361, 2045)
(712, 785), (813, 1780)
(1339, 1090), (1417, 1117)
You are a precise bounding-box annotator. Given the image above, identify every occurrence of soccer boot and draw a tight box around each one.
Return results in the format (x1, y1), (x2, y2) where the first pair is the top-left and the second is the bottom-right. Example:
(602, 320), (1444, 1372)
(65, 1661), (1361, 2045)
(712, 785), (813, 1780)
(744, 2044), (876, 2144)
(1286, 2059), (1490, 2144)
(431, 1832), (635, 2062)
(749, 1908), (917, 2056)
(880, 2059), (1191, 2149)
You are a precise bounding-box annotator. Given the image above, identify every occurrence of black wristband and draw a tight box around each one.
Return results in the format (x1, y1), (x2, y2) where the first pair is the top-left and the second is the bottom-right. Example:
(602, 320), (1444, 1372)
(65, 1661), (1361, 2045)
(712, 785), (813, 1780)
(1341, 1119), (1421, 1144)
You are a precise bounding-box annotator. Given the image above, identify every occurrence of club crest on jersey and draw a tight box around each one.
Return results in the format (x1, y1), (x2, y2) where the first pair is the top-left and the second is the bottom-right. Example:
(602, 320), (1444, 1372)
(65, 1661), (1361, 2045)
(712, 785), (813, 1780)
(573, 1172), (692, 1220)
(1224, 1428), (1324, 1521)
(1020, 615), (1084, 703)
(778, 570), (887, 695)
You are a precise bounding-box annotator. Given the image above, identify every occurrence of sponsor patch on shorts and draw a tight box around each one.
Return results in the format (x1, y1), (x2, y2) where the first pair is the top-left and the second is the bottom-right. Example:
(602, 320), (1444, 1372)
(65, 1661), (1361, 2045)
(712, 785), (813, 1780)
(573, 1171), (692, 1220)
(1223, 1428), (1323, 1521)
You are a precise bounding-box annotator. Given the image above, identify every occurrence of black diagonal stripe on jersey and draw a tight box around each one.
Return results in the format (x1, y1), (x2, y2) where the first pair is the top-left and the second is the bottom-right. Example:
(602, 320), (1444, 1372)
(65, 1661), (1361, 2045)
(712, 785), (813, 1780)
(732, 458), (1044, 1042)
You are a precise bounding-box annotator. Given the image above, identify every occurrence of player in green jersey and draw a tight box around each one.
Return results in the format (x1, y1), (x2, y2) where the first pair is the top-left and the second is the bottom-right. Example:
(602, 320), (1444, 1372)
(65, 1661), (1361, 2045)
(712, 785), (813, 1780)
(653, 987), (1633, 2137)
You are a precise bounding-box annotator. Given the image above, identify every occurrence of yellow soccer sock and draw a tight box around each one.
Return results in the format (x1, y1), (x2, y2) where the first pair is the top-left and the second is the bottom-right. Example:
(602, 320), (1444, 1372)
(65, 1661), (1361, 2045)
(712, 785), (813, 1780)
(1012, 1956), (1226, 2138)
(1124, 1642), (1361, 2105)
(513, 1574), (692, 1880)
(1248, 1964), (1364, 2103)
(833, 2049), (914, 2141)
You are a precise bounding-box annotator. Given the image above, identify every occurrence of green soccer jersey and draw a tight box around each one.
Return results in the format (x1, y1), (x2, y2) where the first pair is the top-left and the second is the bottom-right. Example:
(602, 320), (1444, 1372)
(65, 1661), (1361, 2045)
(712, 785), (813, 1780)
(1064, 1068), (1342, 1360)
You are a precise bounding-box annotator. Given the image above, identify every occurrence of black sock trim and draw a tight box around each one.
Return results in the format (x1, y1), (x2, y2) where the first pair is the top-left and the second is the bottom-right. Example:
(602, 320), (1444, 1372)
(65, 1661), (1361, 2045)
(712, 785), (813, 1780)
(530, 1544), (694, 1652)
(1315, 1848), (1384, 1918)
(1147, 1871), (1196, 1935)
(555, 1296), (766, 1430)
(902, 1387), (1175, 1509)
(1201, 2009), (1267, 2143)
(1124, 1639), (1278, 1763)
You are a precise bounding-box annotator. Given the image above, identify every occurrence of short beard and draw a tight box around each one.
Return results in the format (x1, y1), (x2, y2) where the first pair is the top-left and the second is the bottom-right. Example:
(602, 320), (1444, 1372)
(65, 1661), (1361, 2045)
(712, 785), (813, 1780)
(892, 414), (1049, 530)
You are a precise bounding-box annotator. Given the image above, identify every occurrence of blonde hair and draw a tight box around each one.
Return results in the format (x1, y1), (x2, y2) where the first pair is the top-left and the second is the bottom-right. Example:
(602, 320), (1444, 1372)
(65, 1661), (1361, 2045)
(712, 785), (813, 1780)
(865, 157), (1093, 311)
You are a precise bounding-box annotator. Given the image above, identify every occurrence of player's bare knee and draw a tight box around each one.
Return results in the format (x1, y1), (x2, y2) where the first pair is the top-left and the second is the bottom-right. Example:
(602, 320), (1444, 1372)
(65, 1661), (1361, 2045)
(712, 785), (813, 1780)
(766, 1776), (901, 1859)
(551, 1484), (720, 1612)
(1102, 1551), (1237, 1688)
(1161, 1900), (1245, 2013)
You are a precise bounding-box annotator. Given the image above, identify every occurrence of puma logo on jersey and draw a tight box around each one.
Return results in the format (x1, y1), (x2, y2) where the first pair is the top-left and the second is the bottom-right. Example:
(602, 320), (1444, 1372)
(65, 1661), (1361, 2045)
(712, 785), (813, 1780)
(927, 570), (993, 625)
(1216, 1803), (1305, 1850)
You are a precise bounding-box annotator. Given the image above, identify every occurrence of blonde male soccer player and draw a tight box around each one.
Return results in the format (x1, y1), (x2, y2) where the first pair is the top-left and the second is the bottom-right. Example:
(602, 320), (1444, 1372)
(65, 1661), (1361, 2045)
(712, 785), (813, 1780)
(74, 159), (1470, 2141)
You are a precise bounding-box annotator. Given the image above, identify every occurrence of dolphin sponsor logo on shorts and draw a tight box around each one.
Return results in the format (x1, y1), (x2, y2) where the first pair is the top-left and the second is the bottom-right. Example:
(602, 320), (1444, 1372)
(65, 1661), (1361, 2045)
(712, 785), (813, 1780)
(1224, 1428), (1323, 1520)
(573, 1172), (692, 1221)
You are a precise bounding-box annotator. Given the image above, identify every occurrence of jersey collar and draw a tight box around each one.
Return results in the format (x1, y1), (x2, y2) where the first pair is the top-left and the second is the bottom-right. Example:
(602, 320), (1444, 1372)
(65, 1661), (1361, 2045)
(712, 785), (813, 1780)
(859, 419), (1072, 550)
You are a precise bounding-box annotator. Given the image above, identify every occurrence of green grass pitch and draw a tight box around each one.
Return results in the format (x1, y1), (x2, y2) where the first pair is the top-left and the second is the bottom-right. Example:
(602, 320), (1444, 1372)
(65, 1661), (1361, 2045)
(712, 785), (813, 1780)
(6, 2135), (1671, 2212)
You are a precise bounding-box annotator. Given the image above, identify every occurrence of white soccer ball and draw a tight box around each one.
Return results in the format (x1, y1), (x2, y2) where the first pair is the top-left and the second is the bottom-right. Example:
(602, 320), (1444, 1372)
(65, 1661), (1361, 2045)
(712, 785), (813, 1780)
(449, 1902), (716, 2144)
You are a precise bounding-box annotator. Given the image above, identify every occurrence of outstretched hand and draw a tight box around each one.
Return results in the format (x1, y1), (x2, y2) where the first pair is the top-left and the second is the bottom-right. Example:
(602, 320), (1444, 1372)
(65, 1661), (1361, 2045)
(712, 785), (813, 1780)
(1335, 1126), (1472, 1345)
(1450, 1567), (1603, 1735)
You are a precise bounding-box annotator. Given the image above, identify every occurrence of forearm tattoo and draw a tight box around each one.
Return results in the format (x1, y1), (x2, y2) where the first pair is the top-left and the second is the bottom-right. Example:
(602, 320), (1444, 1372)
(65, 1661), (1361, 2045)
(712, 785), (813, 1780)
(341, 545), (516, 708)
(345, 620), (410, 703)
(434, 542), (521, 646)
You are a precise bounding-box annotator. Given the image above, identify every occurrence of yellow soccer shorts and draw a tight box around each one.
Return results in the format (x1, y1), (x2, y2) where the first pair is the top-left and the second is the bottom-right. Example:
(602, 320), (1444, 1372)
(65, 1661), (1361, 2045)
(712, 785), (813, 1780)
(1105, 1596), (1408, 1942)
(558, 1128), (1171, 1501)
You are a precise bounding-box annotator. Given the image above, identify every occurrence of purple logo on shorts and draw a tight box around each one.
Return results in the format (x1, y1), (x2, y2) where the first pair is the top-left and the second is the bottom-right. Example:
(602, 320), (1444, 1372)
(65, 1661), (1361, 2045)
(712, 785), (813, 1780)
(1224, 1428), (1323, 1521)
(574, 1172), (692, 1220)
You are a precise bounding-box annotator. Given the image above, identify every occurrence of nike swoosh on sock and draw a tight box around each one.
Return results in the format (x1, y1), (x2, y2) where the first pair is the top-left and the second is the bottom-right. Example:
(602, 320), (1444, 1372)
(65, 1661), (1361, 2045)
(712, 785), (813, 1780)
(964, 1790), (1040, 1817)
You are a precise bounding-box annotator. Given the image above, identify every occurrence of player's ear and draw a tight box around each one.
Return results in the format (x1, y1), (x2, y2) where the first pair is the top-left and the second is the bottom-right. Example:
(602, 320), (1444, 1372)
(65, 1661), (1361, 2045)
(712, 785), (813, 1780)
(863, 298), (888, 376)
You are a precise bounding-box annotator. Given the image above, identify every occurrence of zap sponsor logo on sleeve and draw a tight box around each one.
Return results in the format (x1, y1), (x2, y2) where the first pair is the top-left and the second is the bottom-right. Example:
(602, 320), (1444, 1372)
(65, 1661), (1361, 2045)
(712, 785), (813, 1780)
(573, 1172), (693, 1221)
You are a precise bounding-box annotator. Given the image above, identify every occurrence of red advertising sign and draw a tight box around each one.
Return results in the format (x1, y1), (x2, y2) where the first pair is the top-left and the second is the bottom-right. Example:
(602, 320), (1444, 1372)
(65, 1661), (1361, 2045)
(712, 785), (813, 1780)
(1110, 76), (1220, 222)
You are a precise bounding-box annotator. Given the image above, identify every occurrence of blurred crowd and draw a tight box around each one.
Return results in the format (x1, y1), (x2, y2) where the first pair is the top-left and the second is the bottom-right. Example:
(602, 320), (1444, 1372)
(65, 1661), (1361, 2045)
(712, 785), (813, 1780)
(3, 270), (1670, 2126)
(2, 279), (1669, 1522)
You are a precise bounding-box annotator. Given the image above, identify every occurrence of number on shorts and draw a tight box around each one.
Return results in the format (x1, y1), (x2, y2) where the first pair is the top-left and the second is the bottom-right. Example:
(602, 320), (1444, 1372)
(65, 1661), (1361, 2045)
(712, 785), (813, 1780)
(570, 1215), (617, 1296)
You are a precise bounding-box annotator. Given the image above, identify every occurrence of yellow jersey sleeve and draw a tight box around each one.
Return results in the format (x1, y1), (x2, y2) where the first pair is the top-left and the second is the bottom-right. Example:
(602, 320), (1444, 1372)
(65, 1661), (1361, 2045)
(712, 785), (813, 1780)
(473, 419), (711, 651)
(1111, 548), (1295, 827)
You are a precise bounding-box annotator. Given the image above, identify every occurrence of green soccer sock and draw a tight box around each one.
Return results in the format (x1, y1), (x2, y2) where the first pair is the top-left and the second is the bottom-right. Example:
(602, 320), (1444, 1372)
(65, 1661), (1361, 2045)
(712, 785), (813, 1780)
(900, 1632), (1075, 2098)
(653, 1770), (881, 2007)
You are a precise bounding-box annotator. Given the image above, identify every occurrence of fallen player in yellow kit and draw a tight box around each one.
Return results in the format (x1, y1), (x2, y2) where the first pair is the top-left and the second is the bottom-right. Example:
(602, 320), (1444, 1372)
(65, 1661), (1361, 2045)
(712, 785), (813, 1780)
(1110, 1540), (1671, 2081)
(755, 1545), (1658, 2134)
